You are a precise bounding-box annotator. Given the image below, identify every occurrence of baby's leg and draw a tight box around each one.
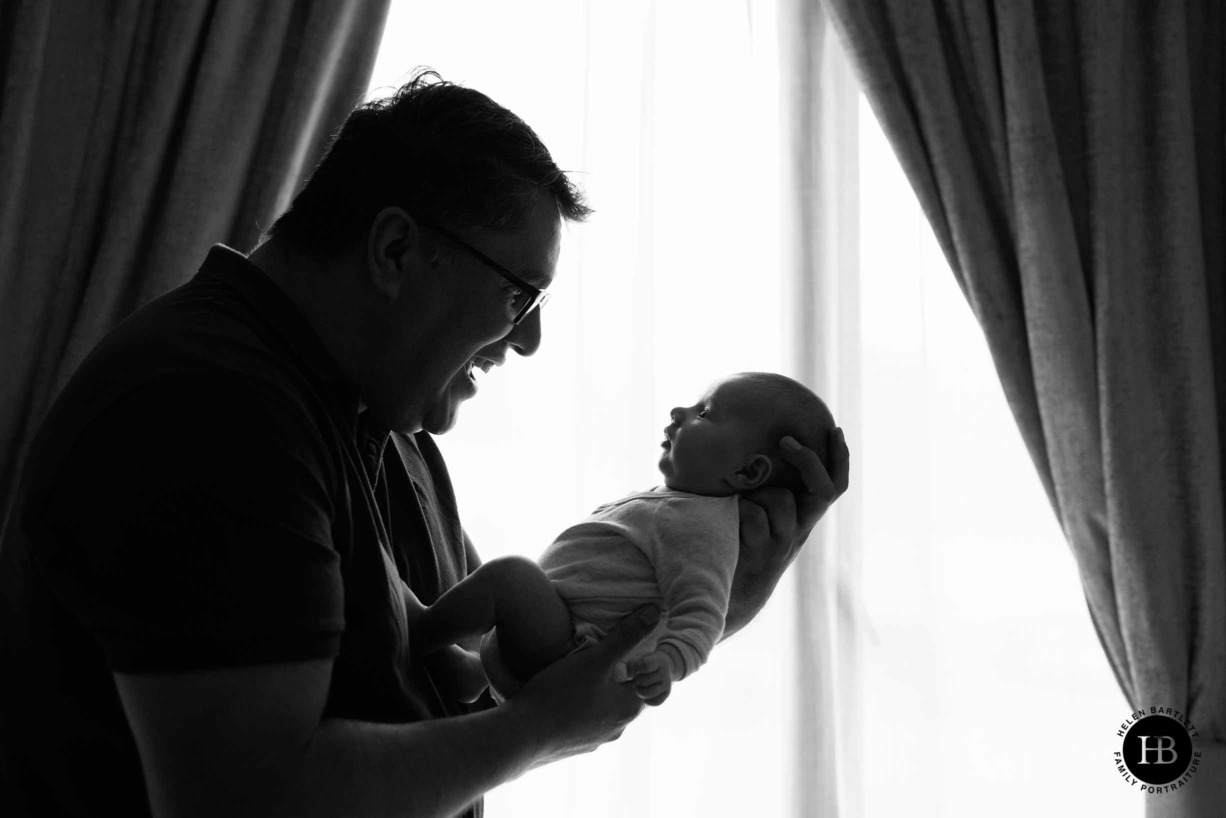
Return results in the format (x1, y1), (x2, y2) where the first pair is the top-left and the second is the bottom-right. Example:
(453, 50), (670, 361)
(414, 556), (574, 680)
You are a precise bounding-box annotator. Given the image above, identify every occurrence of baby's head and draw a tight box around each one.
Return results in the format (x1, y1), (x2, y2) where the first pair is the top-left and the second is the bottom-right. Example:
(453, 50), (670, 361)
(658, 372), (836, 497)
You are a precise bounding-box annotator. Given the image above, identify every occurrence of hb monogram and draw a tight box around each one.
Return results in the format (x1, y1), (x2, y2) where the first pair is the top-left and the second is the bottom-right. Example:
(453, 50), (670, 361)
(1136, 736), (1179, 765)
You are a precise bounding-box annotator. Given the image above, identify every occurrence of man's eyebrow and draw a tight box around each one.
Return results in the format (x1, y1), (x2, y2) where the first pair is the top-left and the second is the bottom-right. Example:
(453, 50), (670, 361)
(524, 276), (551, 289)
(520, 268), (552, 289)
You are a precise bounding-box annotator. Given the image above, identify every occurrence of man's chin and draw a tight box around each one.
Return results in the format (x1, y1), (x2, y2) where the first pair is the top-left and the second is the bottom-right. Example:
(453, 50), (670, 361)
(422, 407), (458, 435)
(422, 371), (477, 434)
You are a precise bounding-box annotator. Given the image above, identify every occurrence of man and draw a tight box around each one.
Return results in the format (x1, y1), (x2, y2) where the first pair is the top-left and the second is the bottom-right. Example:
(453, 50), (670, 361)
(0, 72), (848, 817)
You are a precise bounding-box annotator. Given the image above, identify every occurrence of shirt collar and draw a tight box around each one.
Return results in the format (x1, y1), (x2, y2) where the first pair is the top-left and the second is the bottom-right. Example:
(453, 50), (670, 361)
(194, 244), (363, 421)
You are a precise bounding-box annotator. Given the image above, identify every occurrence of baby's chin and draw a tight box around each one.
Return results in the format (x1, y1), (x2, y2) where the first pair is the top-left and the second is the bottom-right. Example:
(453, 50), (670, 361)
(660, 474), (738, 497)
(659, 455), (735, 495)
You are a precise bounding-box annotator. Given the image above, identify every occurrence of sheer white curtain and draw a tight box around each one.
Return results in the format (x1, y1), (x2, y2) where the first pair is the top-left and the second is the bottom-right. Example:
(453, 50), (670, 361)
(849, 52), (1144, 818)
(855, 93), (1140, 815)
(367, 2), (1138, 816)
(778, 5), (863, 815)
(782, 7), (1141, 814)
(368, 2), (803, 816)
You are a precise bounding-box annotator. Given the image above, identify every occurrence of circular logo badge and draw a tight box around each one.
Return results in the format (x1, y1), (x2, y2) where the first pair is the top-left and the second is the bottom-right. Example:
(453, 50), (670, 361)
(1121, 715), (1193, 784)
(1114, 709), (1203, 794)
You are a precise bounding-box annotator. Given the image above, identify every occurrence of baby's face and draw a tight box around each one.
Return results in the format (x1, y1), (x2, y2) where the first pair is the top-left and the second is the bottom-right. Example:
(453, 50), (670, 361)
(659, 375), (768, 496)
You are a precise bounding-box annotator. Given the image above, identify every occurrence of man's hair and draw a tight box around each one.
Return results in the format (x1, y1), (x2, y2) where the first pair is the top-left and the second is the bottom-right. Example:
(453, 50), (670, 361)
(268, 68), (592, 257)
(734, 372), (836, 494)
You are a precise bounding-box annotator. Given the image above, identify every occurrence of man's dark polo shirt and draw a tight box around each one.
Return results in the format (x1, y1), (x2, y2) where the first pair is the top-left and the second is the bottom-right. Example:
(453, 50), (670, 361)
(0, 246), (485, 817)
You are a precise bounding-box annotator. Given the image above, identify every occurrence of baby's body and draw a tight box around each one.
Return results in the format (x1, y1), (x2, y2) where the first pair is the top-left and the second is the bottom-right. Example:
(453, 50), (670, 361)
(413, 371), (835, 703)
(476, 487), (741, 700)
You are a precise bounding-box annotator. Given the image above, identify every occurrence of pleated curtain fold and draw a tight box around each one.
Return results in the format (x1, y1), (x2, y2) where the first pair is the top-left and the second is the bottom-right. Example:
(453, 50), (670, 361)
(820, 1), (1226, 814)
(779, 2), (865, 815)
(0, 0), (390, 542)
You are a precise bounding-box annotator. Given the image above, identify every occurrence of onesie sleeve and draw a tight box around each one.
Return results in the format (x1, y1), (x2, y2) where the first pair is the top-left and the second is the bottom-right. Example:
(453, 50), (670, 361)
(648, 495), (740, 679)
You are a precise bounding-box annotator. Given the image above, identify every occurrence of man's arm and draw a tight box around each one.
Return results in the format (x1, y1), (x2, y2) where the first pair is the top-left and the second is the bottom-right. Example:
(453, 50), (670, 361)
(115, 605), (663, 818)
(724, 428), (850, 639)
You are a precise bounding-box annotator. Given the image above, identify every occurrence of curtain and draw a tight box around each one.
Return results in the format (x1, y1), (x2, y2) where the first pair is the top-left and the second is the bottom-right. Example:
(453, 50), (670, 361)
(779, 2), (864, 816)
(820, 2), (1226, 815)
(362, 0), (858, 815)
(0, 0), (390, 543)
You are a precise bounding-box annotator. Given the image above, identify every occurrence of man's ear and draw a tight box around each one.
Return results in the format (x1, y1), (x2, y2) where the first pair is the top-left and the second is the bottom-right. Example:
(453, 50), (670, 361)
(366, 206), (421, 300)
(729, 453), (772, 491)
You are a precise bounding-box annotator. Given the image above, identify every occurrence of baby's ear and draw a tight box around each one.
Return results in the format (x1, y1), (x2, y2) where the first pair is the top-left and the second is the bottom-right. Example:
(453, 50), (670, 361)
(729, 453), (772, 491)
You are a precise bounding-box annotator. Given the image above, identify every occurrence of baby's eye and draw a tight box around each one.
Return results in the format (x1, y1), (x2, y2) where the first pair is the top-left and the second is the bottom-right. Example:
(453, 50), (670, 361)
(697, 408), (709, 419)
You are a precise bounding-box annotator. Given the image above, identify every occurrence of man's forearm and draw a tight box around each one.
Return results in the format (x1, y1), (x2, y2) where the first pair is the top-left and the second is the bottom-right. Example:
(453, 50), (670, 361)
(122, 611), (659, 818)
(291, 704), (538, 818)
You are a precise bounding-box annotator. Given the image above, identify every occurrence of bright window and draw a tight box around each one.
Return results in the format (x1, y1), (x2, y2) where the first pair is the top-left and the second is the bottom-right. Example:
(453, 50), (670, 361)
(857, 96), (1139, 816)
(367, 2), (1141, 814)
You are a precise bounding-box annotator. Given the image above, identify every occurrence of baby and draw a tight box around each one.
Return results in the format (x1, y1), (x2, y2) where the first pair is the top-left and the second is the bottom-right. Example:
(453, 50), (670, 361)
(413, 371), (836, 704)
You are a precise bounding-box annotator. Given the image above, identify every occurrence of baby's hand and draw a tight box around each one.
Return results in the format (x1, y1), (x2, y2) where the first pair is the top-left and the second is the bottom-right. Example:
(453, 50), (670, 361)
(629, 649), (677, 706)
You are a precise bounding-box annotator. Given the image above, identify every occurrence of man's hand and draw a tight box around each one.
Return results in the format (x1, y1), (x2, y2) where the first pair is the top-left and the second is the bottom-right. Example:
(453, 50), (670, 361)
(725, 427), (850, 638)
(628, 648), (679, 706)
(504, 605), (664, 769)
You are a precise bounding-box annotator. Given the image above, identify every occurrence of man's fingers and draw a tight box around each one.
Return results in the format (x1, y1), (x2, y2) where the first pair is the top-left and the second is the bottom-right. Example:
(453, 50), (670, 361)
(780, 428), (849, 526)
(780, 434), (832, 498)
(594, 606), (663, 664)
(828, 427), (850, 495)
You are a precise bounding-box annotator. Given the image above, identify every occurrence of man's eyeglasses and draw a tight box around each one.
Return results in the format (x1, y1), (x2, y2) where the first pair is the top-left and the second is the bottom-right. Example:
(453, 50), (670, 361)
(417, 219), (550, 326)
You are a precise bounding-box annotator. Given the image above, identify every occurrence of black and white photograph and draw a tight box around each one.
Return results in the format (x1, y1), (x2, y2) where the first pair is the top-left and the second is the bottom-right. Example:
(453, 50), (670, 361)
(1, 2), (1222, 817)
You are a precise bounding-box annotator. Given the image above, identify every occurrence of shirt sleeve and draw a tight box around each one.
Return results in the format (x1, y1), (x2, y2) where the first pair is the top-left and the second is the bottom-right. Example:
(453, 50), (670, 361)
(32, 373), (345, 673)
(648, 496), (740, 679)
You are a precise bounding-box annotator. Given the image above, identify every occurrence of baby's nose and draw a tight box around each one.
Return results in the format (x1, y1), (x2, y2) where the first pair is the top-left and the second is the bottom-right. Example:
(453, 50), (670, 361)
(670, 407), (684, 424)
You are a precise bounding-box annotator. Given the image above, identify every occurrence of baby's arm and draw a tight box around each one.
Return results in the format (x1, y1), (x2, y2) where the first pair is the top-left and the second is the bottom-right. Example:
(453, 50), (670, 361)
(629, 498), (740, 697)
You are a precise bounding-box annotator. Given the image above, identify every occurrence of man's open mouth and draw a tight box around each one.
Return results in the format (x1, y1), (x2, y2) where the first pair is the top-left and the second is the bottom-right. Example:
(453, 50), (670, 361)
(465, 358), (495, 384)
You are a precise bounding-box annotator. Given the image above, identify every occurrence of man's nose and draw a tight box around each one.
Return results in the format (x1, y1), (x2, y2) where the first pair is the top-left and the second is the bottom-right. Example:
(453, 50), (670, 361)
(506, 307), (542, 357)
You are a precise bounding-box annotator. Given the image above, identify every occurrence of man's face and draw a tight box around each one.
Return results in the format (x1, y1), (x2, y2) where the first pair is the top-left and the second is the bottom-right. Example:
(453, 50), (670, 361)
(412, 199), (562, 434)
(659, 375), (765, 495)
